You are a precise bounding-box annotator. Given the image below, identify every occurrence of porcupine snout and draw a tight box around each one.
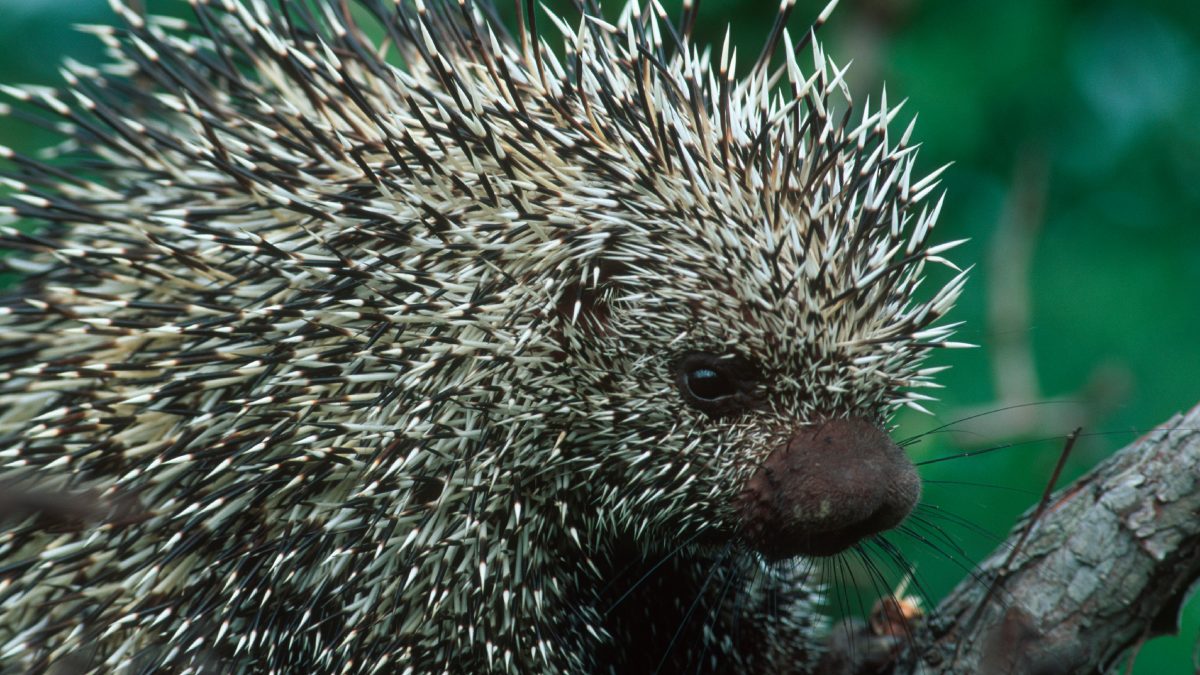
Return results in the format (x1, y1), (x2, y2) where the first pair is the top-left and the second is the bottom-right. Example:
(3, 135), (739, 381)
(736, 417), (920, 560)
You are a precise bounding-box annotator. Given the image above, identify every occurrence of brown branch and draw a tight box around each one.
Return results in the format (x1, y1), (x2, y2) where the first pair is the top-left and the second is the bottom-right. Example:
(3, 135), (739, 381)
(822, 402), (1200, 674)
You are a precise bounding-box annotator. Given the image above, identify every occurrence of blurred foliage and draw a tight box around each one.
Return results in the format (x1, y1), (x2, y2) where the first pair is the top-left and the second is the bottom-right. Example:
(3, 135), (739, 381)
(0, 0), (1197, 671)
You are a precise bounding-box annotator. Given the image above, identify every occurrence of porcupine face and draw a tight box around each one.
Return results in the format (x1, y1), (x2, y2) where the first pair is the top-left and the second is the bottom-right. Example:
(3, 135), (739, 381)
(552, 186), (958, 561)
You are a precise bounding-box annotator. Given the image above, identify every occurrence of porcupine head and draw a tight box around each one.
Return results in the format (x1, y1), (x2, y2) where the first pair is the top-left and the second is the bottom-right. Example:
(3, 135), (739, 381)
(0, 0), (966, 672)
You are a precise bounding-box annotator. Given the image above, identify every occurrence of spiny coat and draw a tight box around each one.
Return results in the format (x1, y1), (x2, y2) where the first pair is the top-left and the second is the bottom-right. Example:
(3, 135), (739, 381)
(0, 0), (964, 672)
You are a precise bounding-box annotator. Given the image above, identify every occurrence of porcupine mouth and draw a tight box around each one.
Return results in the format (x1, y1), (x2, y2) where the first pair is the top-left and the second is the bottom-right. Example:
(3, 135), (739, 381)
(752, 501), (910, 560)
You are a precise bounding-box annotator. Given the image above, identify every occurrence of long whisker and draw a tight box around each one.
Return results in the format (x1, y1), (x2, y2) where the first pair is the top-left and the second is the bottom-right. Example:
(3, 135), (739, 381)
(653, 544), (734, 675)
(689, 554), (743, 675)
(602, 531), (705, 614)
(898, 400), (1080, 446)
(921, 479), (1040, 496)
(913, 503), (1011, 547)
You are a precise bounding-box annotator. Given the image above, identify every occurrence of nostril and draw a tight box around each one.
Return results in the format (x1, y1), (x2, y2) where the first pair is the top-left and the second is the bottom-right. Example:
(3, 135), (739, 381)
(736, 417), (920, 560)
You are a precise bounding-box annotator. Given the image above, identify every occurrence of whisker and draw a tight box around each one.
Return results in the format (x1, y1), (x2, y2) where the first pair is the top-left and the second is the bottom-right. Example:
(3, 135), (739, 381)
(853, 545), (918, 650)
(904, 512), (977, 561)
(866, 536), (935, 608)
(652, 544), (734, 675)
(894, 525), (990, 586)
(898, 400), (1080, 446)
(689, 553), (743, 675)
(913, 503), (1011, 547)
(921, 479), (1040, 496)
(914, 427), (1186, 467)
(601, 531), (704, 614)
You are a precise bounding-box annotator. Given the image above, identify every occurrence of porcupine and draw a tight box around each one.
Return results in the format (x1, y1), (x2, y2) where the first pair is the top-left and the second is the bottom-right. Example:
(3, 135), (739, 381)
(0, 0), (967, 672)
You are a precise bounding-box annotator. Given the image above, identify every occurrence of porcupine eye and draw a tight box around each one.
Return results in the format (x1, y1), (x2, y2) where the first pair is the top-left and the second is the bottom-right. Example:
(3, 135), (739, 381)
(687, 367), (733, 400)
(675, 352), (758, 417)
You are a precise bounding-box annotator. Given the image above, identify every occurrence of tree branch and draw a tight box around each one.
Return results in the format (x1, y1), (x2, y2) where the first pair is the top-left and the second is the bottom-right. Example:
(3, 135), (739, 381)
(824, 402), (1200, 674)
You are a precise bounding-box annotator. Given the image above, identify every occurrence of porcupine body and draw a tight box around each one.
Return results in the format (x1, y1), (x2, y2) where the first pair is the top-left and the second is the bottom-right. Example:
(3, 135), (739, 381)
(0, 0), (966, 672)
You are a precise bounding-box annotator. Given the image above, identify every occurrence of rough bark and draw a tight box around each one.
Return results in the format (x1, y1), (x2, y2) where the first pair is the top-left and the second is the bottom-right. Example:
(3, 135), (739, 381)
(824, 402), (1200, 674)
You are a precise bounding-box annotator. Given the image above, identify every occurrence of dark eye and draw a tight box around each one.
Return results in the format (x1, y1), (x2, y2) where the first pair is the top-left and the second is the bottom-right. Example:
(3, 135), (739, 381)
(685, 367), (736, 400)
(675, 352), (759, 417)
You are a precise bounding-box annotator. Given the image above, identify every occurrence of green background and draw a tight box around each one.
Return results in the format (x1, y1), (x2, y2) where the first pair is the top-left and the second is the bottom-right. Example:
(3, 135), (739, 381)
(1, 0), (1197, 671)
